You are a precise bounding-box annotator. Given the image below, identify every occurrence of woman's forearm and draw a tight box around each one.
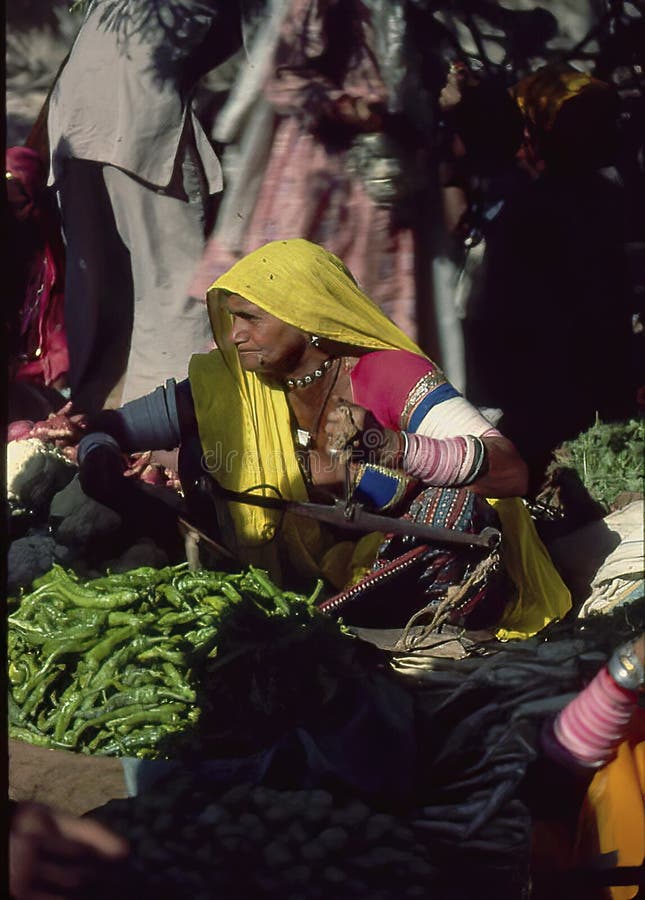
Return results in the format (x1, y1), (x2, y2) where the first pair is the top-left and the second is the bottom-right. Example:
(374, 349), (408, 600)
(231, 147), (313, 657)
(399, 432), (528, 497)
(471, 436), (529, 498)
(82, 379), (194, 456)
(545, 636), (644, 771)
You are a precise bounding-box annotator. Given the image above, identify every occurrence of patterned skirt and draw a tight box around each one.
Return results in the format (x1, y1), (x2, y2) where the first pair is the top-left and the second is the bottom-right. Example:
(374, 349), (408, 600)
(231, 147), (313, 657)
(318, 486), (513, 630)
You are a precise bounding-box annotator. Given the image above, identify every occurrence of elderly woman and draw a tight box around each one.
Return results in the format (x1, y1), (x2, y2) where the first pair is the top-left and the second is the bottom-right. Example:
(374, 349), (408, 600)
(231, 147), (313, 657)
(78, 239), (569, 635)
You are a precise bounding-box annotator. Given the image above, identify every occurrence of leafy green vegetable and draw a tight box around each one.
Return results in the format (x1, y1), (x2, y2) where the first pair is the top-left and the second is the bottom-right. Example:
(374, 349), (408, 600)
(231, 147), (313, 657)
(553, 417), (644, 509)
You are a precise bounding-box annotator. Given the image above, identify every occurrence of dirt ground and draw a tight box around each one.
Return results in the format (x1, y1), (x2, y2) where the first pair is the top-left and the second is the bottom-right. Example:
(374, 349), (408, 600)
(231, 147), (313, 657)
(9, 738), (129, 816)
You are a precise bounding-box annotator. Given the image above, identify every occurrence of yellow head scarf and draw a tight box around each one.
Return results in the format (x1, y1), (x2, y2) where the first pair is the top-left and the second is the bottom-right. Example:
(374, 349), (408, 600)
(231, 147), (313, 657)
(188, 239), (422, 583)
(512, 64), (611, 135)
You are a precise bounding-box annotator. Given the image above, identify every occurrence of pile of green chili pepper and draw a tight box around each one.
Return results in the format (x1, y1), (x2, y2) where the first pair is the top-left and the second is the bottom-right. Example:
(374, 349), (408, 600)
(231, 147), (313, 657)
(8, 562), (348, 759)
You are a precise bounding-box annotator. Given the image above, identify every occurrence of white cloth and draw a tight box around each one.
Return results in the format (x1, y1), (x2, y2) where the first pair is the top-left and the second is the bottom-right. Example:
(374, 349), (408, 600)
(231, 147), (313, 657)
(48, 0), (230, 192)
(430, 257), (466, 393)
(413, 395), (499, 441)
(103, 163), (214, 403)
(579, 500), (645, 617)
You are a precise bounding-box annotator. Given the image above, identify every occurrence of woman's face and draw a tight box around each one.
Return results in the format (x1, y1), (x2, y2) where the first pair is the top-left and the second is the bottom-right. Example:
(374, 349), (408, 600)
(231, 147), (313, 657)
(226, 295), (310, 378)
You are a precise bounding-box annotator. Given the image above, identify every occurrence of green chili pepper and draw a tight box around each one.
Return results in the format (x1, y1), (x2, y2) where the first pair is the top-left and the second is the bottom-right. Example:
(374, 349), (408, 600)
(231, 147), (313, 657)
(82, 684), (196, 719)
(11, 657), (42, 705)
(72, 630), (134, 691)
(219, 581), (243, 603)
(108, 703), (198, 736)
(52, 582), (139, 610)
(9, 725), (72, 751)
(199, 595), (228, 615)
(94, 727), (171, 757)
(156, 609), (203, 629)
(246, 567), (292, 614)
(70, 701), (186, 745)
(6, 619), (49, 643)
(41, 625), (106, 658)
(173, 572), (224, 594)
(82, 633), (153, 690)
(184, 625), (220, 649)
(136, 646), (186, 666)
(8, 692), (25, 726)
(155, 583), (184, 608)
(30, 565), (70, 588)
(51, 691), (88, 742)
(8, 660), (31, 686)
(160, 660), (185, 685)
(39, 635), (101, 675)
(106, 610), (156, 628)
(21, 666), (65, 720)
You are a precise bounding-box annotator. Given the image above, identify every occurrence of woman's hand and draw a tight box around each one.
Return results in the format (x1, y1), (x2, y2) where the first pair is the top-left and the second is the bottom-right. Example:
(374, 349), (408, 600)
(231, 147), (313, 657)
(438, 62), (474, 112)
(324, 398), (402, 467)
(333, 95), (384, 132)
(30, 401), (88, 446)
(10, 801), (129, 900)
(472, 435), (529, 498)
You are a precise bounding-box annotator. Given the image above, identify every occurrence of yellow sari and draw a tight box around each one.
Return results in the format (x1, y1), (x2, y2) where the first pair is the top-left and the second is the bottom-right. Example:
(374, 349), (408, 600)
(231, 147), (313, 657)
(189, 239), (570, 636)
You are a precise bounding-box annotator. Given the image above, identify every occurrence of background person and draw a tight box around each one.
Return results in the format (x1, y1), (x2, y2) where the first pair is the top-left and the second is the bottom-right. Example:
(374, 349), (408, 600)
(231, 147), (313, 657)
(47, 0), (245, 413)
(189, 0), (435, 342)
(463, 65), (635, 494)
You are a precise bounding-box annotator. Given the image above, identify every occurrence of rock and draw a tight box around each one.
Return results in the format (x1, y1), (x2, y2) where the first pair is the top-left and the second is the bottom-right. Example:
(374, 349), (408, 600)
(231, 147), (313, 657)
(52, 476), (123, 553)
(50, 474), (91, 519)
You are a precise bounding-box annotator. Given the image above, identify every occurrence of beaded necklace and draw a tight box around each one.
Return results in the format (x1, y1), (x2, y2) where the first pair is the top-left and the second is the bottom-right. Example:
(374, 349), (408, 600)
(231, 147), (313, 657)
(285, 357), (334, 391)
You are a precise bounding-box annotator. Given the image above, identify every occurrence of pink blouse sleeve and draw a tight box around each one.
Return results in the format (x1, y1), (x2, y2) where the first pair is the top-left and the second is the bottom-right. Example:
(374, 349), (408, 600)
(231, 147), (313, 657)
(350, 350), (438, 430)
(351, 349), (502, 442)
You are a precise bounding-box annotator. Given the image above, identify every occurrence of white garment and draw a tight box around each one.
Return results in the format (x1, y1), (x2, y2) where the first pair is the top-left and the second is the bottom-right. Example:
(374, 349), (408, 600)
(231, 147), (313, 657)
(579, 500), (645, 617)
(103, 163), (214, 403)
(48, 0), (243, 411)
(209, 0), (290, 254)
(48, 0), (228, 191)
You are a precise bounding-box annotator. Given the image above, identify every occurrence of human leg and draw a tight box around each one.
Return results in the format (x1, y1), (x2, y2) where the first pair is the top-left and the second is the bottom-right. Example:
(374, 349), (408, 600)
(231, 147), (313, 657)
(57, 160), (133, 413)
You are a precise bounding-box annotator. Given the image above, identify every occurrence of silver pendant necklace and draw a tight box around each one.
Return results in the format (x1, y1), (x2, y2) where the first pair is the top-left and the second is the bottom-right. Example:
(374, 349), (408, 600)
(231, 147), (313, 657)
(291, 359), (341, 481)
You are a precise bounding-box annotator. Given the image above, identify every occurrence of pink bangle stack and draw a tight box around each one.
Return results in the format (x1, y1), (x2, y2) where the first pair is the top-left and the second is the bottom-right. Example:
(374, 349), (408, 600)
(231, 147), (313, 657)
(402, 433), (484, 485)
(553, 665), (638, 768)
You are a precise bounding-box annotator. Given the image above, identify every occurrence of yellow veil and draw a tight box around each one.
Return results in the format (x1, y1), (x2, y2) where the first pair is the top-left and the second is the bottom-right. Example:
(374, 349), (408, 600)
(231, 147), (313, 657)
(188, 239), (421, 584)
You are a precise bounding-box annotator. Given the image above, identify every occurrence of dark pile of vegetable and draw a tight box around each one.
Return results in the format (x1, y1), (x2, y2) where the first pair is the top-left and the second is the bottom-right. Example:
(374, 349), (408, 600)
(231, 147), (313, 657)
(88, 776), (439, 900)
(8, 563), (374, 759)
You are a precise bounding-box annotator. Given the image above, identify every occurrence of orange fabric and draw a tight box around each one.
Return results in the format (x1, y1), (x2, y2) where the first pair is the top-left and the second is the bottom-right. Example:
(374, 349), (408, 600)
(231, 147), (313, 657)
(574, 709), (645, 900)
